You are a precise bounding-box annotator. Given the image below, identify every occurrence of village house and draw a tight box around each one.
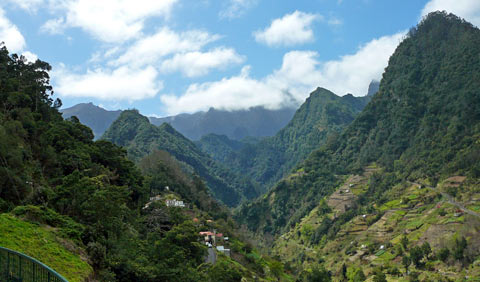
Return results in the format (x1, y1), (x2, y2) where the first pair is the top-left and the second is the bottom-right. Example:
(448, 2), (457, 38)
(199, 231), (224, 245)
(216, 246), (231, 257)
(165, 199), (186, 208)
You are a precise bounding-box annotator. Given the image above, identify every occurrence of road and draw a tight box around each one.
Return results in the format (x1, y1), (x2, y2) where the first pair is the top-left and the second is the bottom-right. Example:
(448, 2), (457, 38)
(206, 247), (216, 264)
(407, 181), (480, 219)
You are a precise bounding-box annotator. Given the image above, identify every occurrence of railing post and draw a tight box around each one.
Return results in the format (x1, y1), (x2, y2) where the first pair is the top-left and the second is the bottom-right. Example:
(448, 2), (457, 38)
(7, 251), (9, 281)
(19, 254), (22, 280)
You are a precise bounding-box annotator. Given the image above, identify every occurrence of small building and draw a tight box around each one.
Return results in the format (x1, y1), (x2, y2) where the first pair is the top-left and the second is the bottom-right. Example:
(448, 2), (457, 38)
(149, 195), (162, 202)
(216, 246), (231, 257)
(165, 199), (185, 208)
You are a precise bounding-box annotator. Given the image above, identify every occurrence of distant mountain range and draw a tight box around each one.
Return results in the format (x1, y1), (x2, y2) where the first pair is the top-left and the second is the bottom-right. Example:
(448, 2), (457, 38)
(60, 102), (121, 139)
(149, 107), (296, 141)
(61, 103), (296, 141)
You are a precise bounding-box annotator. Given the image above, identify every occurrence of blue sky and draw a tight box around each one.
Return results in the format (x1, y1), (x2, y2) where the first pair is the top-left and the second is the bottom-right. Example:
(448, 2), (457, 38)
(1, 0), (479, 117)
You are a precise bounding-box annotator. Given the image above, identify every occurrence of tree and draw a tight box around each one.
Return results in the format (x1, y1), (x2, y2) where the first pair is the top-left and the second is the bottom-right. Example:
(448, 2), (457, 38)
(421, 242), (431, 260)
(453, 236), (467, 260)
(305, 265), (331, 282)
(373, 269), (387, 282)
(402, 255), (411, 273)
(437, 247), (450, 262)
(410, 246), (424, 267)
(401, 235), (409, 249)
(352, 269), (366, 282)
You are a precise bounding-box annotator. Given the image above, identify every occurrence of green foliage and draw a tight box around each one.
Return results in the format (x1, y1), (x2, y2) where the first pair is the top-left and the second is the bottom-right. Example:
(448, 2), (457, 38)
(347, 266), (366, 282)
(421, 242), (432, 259)
(236, 12), (480, 245)
(202, 256), (243, 282)
(401, 235), (409, 249)
(0, 213), (92, 282)
(303, 265), (331, 282)
(437, 247), (450, 262)
(103, 110), (257, 206)
(0, 45), (280, 282)
(202, 89), (370, 194)
(372, 269), (387, 282)
(453, 236), (467, 260)
(402, 255), (411, 272)
(410, 246), (424, 267)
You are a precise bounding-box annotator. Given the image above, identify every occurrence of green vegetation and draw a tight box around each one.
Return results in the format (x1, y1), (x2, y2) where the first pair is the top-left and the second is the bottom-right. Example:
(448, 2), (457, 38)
(0, 214), (92, 282)
(0, 44), (288, 281)
(102, 110), (258, 206)
(235, 11), (480, 280)
(198, 89), (370, 193)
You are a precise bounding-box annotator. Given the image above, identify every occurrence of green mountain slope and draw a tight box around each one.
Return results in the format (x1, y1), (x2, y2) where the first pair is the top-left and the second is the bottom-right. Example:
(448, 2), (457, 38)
(0, 45), (290, 282)
(0, 213), (93, 282)
(198, 88), (370, 193)
(235, 12), (480, 280)
(195, 133), (246, 163)
(102, 110), (258, 206)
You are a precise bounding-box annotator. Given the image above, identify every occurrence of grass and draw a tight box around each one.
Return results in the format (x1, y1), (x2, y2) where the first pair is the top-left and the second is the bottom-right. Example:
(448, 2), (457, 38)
(0, 213), (92, 282)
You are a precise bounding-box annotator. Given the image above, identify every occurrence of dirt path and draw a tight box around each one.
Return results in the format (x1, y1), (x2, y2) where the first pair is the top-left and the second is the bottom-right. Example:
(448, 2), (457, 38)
(408, 181), (480, 219)
(206, 248), (216, 264)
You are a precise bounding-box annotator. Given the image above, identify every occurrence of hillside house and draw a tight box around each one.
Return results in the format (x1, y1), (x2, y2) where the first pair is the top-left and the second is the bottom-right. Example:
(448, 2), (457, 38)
(199, 231), (224, 245)
(166, 199), (185, 208)
(216, 246), (231, 257)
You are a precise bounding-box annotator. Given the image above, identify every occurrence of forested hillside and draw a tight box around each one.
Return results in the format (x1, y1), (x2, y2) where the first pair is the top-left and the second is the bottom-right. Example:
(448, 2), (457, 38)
(102, 110), (258, 206)
(198, 88), (370, 192)
(0, 45), (289, 282)
(235, 11), (480, 281)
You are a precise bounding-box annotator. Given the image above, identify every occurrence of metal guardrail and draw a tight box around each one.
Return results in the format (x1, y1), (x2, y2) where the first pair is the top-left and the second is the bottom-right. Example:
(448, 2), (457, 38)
(0, 246), (68, 282)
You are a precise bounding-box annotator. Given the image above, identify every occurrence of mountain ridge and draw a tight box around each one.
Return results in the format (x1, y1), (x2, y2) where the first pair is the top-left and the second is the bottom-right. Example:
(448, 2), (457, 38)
(102, 110), (258, 206)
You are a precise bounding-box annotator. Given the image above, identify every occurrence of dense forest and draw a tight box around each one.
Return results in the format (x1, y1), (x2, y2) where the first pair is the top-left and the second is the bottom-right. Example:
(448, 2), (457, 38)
(0, 45), (288, 281)
(197, 88), (371, 192)
(102, 110), (259, 206)
(235, 11), (480, 281)
(3, 10), (480, 282)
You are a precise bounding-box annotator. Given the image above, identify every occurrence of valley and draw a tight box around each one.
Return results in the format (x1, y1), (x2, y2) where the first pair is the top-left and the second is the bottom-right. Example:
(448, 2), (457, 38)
(1, 6), (480, 282)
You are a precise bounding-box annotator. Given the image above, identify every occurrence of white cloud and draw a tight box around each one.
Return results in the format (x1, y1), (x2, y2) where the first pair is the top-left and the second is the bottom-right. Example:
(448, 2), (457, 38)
(53, 65), (162, 101)
(219, 0), (257, 19)
(421, 0), (480, 26)
(112, 28), (220, 67)
(161, 32), (405, 115)
(314, 32), (405, 97)
(21, 51), (38, 62)
(5, 0), (44, 12)
(40, 17), (65, 34)
(160, 47), (245, 77)
(160, 66), (290, 114)
(328, 17), (343, 26)
(0, 8), (26, 53)
(254, 11), (320, 47)
(41, 0), (178, 43)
